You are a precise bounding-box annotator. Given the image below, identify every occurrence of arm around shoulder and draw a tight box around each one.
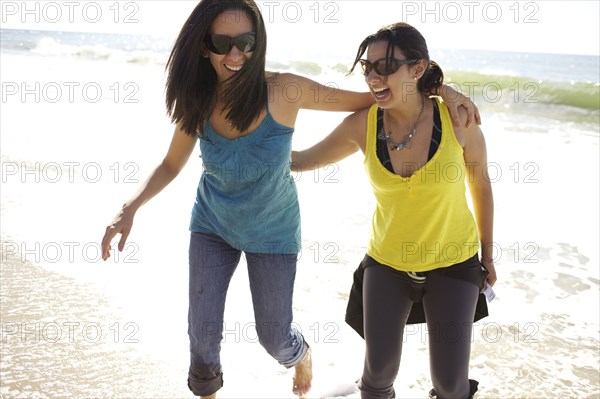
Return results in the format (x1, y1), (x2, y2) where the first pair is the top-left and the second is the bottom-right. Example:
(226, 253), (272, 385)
(436, 84), (481, 128)
(277, 72), (373, 113)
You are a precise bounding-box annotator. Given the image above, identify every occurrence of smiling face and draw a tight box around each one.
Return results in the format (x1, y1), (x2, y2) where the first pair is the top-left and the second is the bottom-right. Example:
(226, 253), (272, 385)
(364, 40), (423, 109)
(206, 9), (255, 83)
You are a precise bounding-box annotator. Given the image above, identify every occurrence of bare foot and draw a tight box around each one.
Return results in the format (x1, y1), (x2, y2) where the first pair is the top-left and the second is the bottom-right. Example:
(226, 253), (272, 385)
(293, 347), (312, 398)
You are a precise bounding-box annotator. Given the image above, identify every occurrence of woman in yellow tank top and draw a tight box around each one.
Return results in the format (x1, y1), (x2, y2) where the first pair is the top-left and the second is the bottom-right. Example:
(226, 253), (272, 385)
(293, 23), (495, 399)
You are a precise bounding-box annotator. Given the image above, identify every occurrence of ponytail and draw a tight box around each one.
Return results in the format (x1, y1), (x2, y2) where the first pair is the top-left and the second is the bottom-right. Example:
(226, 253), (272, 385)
(419, 60), (444, 94)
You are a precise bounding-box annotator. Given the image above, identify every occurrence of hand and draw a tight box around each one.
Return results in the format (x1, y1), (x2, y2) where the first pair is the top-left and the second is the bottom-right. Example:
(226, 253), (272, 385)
(481, 260), (497, 287)
(101, 206), (135, 261)
(437, 84), (481, 128)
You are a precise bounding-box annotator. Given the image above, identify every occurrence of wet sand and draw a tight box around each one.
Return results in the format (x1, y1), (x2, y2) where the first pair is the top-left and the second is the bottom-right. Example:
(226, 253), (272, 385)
(0, 251), (191, 398)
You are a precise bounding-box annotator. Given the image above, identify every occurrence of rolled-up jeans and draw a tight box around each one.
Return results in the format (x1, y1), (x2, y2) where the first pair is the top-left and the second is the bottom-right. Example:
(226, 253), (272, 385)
(187, 232), (308, 397)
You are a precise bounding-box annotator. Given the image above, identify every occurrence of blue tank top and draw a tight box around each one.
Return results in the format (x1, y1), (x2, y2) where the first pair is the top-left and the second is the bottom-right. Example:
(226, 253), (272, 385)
(190, 109), (300, 254)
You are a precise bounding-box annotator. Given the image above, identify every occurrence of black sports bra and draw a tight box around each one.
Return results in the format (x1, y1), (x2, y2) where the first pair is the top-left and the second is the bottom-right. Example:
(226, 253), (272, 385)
(376, 99), (442, 173)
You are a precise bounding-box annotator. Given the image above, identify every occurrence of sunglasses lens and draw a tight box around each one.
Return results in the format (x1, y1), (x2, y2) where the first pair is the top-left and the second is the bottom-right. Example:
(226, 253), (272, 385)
(208, 33), (256, 54)
(208, 35), (230, 54)
(360, 59), (401, 76)
(234, 33), (256, 52)
(359, 58), (417, 76)
(374, 59), (401, 76)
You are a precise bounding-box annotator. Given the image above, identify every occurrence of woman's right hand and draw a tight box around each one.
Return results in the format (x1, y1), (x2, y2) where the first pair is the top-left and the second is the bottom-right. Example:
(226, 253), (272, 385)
(101, 206), (136, 261)
(99, 124), (197, 261)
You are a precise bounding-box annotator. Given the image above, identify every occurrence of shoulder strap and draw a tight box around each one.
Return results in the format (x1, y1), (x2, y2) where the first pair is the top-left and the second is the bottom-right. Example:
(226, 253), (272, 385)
(427, 99), (442, 160)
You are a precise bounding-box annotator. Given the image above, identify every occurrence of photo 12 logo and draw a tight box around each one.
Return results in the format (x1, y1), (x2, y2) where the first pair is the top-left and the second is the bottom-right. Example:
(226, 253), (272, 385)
(1, 240), (140, 265)
(1, 82), (140, 104)
(1, 321), (140, 344)
(1, 1), (140, 25)
(204, 321), (340, 344)
(1, 161), (140, 184)
(400, 1), (540, 24)
(403, 321), (539, 344)
(256, 1), (340, 24)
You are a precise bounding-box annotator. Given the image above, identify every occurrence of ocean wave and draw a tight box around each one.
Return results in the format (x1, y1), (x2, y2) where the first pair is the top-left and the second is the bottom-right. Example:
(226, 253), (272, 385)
(445, 71), (600, 113)
(28, 36), (167, 65)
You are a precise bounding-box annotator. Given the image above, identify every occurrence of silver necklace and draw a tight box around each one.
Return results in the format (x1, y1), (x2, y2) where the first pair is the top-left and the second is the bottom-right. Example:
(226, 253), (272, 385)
(383, 95), (425, 151)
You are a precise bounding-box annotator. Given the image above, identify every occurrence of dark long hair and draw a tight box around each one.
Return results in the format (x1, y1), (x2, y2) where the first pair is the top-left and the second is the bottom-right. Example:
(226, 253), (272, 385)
(165, 0), (268, 135)
(349, 22), (443, 94)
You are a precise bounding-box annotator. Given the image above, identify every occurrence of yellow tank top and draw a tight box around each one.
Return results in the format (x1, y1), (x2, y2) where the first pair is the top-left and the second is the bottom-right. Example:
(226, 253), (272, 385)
(365, 98), (479, 272)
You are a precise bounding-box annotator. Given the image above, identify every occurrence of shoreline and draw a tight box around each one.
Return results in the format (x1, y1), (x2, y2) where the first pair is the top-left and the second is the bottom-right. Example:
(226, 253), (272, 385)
(0, 250), (192, 398)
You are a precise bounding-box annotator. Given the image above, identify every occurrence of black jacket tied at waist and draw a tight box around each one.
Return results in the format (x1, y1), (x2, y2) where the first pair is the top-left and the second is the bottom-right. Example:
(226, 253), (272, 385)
(345, 254), (490, 339)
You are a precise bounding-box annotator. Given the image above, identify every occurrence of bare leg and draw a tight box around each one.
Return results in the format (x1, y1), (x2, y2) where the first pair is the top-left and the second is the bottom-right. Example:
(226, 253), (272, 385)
(292, 347), (312, 398)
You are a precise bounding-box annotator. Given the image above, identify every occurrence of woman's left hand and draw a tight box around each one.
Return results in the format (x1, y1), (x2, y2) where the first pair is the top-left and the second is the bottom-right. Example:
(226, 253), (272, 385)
(482, 260), (497, 287)
(437, 84), (481, 128)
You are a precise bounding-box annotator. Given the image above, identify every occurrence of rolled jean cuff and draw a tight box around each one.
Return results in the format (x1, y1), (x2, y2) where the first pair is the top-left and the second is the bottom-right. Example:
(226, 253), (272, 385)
(188, 372), (223, 397)
(281, 331), (309, 369)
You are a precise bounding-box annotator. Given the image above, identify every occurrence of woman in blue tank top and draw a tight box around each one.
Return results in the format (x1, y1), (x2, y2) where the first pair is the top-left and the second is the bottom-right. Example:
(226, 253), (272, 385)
(100, 1), (480, 398)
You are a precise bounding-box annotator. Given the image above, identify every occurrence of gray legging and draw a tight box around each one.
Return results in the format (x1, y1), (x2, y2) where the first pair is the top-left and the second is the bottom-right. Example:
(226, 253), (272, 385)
(360, 260), (480, 399)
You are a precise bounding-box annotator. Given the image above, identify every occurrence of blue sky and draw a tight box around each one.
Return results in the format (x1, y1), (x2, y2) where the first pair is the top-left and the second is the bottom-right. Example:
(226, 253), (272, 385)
(2, 1), (599, 56)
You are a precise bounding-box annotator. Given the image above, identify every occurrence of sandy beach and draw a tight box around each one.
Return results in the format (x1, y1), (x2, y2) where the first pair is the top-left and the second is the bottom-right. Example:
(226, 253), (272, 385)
(0, 252), (192, 397)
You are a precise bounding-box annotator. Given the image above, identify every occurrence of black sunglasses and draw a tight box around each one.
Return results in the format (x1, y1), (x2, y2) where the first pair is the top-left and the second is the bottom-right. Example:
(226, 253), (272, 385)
(359, 58), (418, 76)
(206, 33), (256, 55)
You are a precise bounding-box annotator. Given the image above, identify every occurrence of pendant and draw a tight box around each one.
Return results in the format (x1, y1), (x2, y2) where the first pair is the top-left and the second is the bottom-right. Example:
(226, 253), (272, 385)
(387, 130), (414, 151)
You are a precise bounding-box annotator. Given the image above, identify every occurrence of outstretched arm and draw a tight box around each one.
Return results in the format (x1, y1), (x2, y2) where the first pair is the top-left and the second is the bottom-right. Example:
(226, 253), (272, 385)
(101, 124), (197, 260)
(291, 109), (367, 172)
